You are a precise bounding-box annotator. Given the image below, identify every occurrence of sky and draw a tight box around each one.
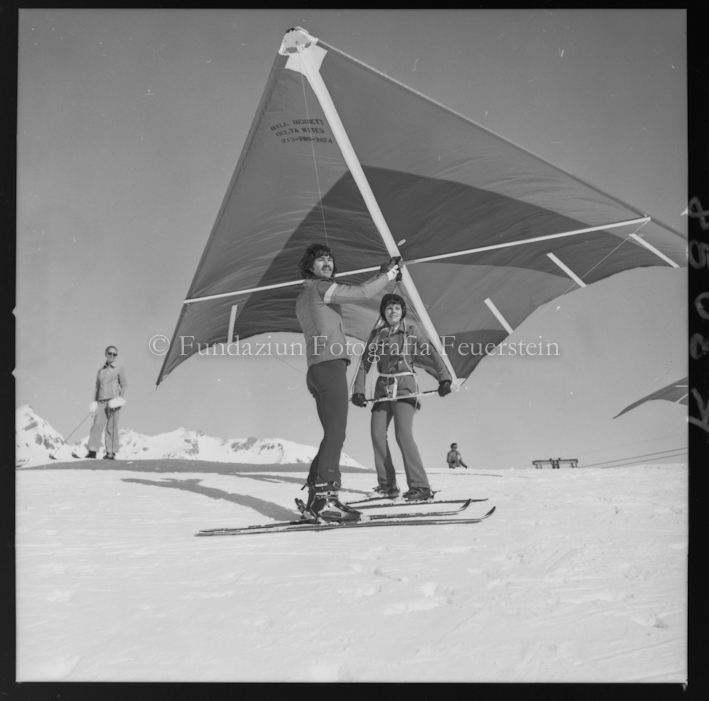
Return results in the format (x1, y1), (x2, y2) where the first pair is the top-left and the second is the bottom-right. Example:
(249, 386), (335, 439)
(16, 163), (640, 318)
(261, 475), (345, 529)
(16, 9), (688, 469)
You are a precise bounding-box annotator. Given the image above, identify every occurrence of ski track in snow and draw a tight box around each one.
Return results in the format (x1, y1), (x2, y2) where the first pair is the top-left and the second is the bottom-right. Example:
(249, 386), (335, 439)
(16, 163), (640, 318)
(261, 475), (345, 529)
(15, 463), (687, 682)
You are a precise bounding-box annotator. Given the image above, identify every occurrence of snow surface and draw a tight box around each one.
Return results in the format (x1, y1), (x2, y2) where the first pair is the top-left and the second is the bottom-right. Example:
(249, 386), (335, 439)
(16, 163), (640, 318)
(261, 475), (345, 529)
(15, 405), (364, 468)
(16, 459), (686, 682)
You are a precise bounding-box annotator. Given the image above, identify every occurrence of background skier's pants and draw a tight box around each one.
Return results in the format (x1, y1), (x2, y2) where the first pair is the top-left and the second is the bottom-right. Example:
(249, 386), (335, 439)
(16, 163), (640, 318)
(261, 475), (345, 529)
(88, 402), (121, 454)
(306, 359), (348, 485)
(371, 400), (430, 490)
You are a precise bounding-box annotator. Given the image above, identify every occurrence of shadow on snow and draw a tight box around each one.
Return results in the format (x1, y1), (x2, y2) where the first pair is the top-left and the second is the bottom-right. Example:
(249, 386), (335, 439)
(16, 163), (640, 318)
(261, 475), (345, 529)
(18, 460), (375, 506)
(20, 458), (369, 476)
(120, 476), (298, 521)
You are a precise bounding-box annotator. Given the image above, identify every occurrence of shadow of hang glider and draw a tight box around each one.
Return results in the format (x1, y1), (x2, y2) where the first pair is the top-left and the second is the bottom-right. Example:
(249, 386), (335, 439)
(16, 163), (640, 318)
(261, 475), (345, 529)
(613, 377), (689, 419)
(121, 477), (297, 521)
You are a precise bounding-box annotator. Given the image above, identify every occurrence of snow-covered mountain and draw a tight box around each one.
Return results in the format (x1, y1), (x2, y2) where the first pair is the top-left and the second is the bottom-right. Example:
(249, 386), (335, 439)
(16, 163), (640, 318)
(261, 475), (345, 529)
(15, 405), (75, 465)
(15, 405), (364, 468)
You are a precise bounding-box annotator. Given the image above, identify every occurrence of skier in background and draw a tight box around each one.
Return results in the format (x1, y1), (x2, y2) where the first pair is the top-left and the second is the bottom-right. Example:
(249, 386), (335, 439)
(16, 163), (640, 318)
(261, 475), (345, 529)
(447, 443), (468, 469)
(86, 345), (127, 460)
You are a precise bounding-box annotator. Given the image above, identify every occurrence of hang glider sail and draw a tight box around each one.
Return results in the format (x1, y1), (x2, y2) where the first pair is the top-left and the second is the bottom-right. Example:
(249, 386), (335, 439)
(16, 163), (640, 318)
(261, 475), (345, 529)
(613, 377), (689, 419)
(156, 27), (686, 388)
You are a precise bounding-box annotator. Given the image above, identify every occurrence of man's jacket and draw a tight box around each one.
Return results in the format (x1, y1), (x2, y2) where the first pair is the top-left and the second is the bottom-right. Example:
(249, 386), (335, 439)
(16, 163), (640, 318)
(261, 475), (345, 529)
(295, 273), (391, 367)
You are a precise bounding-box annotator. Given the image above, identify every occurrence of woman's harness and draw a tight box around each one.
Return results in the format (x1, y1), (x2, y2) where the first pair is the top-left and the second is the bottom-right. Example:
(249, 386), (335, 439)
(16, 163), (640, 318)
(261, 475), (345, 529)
(375, 322), (420, 404)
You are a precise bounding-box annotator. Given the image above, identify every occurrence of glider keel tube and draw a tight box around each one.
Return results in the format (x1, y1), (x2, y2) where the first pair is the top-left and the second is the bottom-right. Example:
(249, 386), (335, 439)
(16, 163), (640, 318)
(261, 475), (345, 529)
(291, 32), (459, 386)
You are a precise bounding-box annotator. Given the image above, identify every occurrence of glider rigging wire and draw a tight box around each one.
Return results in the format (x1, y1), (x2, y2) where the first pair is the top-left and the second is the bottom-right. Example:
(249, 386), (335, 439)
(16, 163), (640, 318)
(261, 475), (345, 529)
(579, 447), (687, 469)
(296, 49), (328, 247)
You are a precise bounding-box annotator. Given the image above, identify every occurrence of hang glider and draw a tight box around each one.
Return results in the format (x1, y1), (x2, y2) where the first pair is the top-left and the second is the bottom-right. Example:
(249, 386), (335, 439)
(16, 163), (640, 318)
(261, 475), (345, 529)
(613, 377), (689, 419)
(156, 27), (686, 388)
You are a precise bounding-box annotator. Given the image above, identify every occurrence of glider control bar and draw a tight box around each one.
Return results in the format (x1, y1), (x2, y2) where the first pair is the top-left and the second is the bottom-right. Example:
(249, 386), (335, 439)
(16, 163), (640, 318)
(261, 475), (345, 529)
(184, 216), (653, 305)
(366, 390), (440, 404)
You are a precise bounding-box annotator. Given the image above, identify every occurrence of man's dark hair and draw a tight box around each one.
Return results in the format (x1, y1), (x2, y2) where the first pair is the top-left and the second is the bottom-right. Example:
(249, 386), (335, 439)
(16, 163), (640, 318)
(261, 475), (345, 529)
(105, 346), (118, 354)
(298, 243), (337, 279)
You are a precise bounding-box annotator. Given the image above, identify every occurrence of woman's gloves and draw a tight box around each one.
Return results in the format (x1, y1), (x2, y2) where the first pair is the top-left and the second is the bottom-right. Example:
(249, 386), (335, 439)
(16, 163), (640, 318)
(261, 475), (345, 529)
(354, 383), (450, 404)
(351, 393), (367, 408)
(438, 380), (452, 397)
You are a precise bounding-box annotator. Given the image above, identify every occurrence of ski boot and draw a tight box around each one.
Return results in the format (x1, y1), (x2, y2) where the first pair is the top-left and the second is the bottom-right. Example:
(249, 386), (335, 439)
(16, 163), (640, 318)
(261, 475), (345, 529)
(371, 485), (401, 498)
(402, 487), (433, 502)
(306, 482), (361, 522)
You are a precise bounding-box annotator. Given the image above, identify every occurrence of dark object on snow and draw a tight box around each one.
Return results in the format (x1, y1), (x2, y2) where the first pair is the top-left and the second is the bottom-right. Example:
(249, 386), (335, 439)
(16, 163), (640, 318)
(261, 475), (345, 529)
(533, 458), (578, 469)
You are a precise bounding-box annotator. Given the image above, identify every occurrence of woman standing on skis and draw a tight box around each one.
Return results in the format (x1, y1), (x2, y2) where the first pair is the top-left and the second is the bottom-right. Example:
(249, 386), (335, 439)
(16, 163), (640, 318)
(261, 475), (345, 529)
(295, 243), (400, 522)
(351, 294), (452, 502)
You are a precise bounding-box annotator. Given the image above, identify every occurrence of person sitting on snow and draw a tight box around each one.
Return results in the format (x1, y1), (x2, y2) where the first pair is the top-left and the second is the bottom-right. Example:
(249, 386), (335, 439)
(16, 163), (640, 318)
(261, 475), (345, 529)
(447, 443), (468, 469)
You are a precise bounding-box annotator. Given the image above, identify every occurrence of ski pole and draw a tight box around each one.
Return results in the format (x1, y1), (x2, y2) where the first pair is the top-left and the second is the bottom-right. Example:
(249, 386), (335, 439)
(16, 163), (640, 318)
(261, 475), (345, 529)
(48, 411), (93, 460)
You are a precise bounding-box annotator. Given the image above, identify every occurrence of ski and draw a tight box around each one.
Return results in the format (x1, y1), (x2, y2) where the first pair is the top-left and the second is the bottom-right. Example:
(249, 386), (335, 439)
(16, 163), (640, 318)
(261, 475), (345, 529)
(294, 497), (472, 520)
(196, 506), (496, 537)
(345, 490), (440, 505)
(346, 497), (488, 509)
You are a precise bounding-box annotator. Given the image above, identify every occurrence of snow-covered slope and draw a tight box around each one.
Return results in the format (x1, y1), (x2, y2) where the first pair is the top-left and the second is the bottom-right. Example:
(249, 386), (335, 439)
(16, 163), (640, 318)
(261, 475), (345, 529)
(15, 462), (687, 682)
(14, 405), (364, 468)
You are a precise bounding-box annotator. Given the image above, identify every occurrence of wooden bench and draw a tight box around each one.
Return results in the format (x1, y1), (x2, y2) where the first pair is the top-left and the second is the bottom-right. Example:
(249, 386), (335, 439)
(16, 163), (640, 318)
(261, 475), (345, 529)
(532, 458), (578, 469)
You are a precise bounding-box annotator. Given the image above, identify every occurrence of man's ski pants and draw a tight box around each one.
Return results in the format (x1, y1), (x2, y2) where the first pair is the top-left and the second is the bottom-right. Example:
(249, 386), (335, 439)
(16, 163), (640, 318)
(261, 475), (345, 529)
(306, 359), (349, 486)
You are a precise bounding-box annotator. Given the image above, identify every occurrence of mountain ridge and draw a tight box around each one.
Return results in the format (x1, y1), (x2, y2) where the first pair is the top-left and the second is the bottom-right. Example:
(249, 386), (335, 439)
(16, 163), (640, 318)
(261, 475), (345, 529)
(15, 405), (365, 469)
